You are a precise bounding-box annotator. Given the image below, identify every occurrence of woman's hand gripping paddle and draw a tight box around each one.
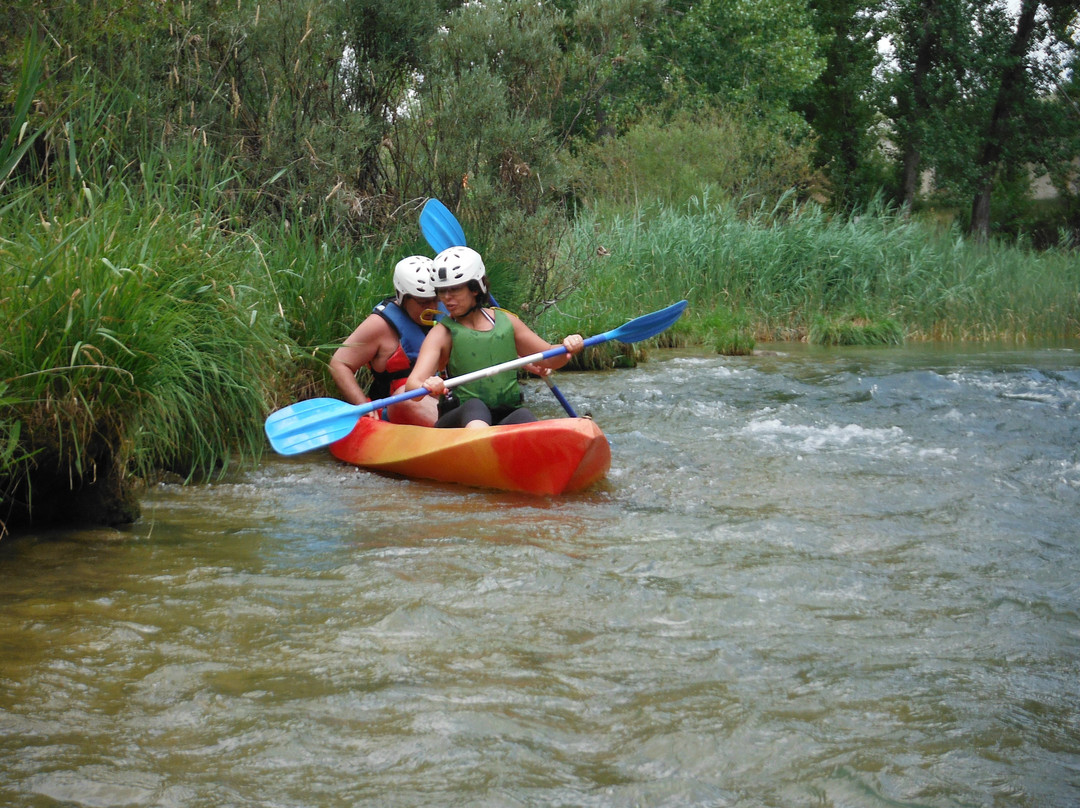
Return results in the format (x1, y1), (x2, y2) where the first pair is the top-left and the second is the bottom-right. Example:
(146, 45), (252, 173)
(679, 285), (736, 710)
(264, 300), (689, 456)
(419, 198), (580, 417)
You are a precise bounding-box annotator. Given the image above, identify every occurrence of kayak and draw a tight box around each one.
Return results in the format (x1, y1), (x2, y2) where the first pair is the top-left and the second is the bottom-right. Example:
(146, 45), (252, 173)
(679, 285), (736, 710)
(329, 417), (611, 495)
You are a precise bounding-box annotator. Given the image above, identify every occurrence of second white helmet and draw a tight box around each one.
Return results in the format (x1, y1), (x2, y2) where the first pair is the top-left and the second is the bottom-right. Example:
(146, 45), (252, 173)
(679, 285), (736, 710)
(432, 246), (488, 294)
(393, 255), (436, 299)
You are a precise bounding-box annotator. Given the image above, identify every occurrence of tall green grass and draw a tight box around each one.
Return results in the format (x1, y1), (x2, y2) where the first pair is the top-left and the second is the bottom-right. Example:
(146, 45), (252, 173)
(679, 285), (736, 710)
(0, 177), (295, 530)
(539, 192), (1080, 346)
(255, 215), (439, 397)
(0, 155), (433, 531)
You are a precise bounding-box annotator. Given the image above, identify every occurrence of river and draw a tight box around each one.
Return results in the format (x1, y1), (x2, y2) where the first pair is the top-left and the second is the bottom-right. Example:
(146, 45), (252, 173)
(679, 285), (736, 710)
(2, 343), (1079, 807)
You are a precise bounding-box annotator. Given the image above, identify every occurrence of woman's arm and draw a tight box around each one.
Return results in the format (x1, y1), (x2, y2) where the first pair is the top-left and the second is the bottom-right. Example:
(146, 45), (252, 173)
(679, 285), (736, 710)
(509, 314), (584, 369)
(328, 315), (390, 405)
(404, 324), (453, 396)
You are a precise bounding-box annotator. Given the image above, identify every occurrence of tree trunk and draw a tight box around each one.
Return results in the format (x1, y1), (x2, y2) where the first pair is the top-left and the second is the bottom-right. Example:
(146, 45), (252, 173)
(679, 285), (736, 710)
(968, 0), (1040, 240)
(900, 0), (939, 209)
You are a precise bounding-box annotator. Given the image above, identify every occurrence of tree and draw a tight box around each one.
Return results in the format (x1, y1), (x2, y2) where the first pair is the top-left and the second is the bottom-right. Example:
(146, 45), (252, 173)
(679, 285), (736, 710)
(876, 0), (1078, 238)
(968, 0), (1080, 239)
(799, 0), (886, 206)
(169, 0), (442, 224)
(397, 0), (655, 211)
(620, 0), (824, 119)
(883, 0), (974, 208)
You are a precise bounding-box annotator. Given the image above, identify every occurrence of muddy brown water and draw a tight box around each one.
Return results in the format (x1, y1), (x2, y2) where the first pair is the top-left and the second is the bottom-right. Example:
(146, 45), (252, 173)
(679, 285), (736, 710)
(3, 344), (1079, 807)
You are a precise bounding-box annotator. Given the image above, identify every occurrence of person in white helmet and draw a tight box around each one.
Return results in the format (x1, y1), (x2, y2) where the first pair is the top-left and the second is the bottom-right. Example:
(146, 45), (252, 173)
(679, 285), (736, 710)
(403, 246), (585, 428)
(329, 256), (441, 426)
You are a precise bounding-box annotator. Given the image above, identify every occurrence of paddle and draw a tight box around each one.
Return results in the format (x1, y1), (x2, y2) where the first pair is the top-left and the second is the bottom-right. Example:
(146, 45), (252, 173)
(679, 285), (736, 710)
(265, 299), (689, 456)
(419, 198), (466, 253)
(419, 198), (580, 417)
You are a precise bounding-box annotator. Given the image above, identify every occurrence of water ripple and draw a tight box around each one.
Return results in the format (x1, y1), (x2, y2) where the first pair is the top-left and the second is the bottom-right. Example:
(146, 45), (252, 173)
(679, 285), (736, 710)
(3, 343), (1080, 807)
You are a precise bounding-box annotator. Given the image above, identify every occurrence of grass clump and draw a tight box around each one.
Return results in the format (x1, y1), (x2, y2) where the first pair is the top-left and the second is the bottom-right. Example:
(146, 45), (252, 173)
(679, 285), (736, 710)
(809, 312), (904, 346)
(0, 181), (295, 532)
(703, 308), (757, 355)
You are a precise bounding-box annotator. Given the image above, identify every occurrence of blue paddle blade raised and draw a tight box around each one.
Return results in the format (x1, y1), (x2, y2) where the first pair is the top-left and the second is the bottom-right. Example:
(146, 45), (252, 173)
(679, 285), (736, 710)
(420, 199), (467, 253)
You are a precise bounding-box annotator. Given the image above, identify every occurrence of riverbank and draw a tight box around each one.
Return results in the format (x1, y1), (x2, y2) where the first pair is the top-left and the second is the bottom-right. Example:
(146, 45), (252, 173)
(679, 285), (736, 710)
(537, 196), (1080, 357)
(3, 186), (1078, 535)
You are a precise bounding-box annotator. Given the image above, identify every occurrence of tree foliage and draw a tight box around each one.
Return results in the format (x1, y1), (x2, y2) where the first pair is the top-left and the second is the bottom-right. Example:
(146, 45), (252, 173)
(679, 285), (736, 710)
(610, 0), (824, 121)
(798, 0), (887, 206)
(2, 0), (1078, 242)
(870, 0), (1080, 238)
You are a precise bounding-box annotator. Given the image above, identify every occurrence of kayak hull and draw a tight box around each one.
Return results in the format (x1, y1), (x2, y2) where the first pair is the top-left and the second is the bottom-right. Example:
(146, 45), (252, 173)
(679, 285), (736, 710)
(329, 417), (611, 495)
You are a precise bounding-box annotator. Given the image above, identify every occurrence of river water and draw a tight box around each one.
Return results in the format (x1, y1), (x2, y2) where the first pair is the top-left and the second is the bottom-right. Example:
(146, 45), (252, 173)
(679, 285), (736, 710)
(2, 344), (1079, 808)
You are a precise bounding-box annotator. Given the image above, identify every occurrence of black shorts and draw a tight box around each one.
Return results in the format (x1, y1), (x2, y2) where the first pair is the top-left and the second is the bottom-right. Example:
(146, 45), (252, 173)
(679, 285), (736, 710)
(435, 397), (537, 428)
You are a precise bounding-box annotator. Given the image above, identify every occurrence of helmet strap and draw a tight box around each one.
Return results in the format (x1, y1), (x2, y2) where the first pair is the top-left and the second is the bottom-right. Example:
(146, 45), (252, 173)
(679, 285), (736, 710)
(460, 300), (483, 319)
(453, 281), (490, 320)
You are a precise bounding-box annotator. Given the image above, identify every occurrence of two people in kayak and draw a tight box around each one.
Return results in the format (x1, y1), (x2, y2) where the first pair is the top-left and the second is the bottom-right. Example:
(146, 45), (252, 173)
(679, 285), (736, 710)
(331, 246), (584, 429)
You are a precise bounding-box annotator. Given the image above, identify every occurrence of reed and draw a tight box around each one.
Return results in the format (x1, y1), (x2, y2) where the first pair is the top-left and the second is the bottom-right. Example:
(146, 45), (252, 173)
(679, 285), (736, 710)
(0, 177), (294, 529)
(809, 313), (904, 346)
(254, 213), (447, 402)
(539, 192), (1080, 344)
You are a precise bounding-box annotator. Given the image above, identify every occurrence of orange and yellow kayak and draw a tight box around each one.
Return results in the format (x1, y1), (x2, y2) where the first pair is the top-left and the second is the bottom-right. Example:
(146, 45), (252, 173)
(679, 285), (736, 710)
(329, 417), (611, 495)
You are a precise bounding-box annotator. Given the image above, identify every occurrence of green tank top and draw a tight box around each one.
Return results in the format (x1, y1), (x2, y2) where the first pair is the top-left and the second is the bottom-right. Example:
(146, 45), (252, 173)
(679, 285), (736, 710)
(441, 309), (522, 409)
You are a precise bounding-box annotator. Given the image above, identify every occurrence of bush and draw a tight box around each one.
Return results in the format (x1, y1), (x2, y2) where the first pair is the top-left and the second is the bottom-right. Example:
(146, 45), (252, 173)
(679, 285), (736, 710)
(566, 104), (820, 212)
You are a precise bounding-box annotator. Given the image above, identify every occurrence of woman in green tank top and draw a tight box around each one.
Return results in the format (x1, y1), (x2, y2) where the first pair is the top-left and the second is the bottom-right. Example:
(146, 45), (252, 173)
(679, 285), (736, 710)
(404, 247), (585, 428)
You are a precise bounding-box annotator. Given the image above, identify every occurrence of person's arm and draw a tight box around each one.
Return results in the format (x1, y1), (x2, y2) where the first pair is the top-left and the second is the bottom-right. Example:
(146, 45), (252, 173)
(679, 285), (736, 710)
(404, 325), (452, 397)
(508, 313), (584, 369)
(328, 315), (388, 406)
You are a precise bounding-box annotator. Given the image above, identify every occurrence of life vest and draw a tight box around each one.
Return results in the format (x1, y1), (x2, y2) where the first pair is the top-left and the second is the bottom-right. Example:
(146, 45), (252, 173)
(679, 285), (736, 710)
(440, 309), (522, 409)
(368, 298), (430, 401)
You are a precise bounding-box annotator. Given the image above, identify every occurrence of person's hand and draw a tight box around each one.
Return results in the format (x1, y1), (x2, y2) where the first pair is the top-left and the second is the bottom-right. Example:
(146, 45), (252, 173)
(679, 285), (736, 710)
(353, 396), (380, 419)
(563, 334), (585, 355)
(422, 376), (446, 397)
(524, 363), (551, 377)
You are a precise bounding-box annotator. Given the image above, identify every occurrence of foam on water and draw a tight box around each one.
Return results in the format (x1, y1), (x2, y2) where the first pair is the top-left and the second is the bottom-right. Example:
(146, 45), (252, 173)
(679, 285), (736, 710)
(742, 417), (906, 453)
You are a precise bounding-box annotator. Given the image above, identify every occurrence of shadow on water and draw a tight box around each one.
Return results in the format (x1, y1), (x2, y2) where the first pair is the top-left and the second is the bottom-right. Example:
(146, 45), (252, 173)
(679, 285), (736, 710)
(2, 343), (1079, 807)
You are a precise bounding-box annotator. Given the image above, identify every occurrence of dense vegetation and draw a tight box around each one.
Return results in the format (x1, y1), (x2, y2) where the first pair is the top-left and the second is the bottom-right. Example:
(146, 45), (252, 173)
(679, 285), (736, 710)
(2, 0), (1079, 534)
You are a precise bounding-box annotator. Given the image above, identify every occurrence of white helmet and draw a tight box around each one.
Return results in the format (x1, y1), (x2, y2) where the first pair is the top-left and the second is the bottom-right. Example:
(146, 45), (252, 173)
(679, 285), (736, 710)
(432, 246), (488, 294)
(393, 255), (436, 299)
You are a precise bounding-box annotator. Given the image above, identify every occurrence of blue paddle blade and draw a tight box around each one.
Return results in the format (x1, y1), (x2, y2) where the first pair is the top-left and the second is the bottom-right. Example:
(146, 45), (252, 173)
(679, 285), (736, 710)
(264, 397), (371, 456)
(594, 299), (689, 345)
(420, 198), (467, 252)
